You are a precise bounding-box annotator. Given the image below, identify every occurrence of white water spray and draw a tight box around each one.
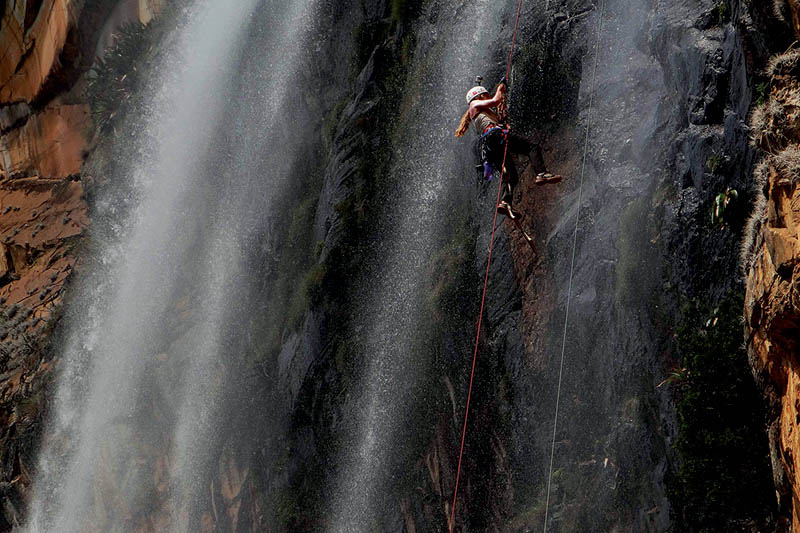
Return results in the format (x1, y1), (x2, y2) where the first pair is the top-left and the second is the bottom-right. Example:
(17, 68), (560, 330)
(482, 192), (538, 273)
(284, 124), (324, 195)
(27, 0), (319, 530)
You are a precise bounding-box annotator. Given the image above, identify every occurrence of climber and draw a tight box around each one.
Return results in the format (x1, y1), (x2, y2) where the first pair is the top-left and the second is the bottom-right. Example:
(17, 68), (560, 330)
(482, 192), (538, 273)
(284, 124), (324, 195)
(455, 76), (562, 219)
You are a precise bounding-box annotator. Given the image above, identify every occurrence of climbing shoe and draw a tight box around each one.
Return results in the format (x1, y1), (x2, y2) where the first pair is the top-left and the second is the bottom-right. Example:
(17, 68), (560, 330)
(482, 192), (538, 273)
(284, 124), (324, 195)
(534, 172), (563, 185)
(497, 200), (518, 220)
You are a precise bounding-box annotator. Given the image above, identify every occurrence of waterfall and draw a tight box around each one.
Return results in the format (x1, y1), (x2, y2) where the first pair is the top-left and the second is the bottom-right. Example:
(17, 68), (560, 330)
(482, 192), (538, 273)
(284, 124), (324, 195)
(26, 0), (319, 530)
(327, 0), (508, 529)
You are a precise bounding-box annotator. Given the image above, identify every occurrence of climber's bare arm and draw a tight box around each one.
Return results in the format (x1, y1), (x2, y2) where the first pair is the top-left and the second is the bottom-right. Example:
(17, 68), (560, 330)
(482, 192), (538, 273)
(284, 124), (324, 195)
(469, 83), (506, 118)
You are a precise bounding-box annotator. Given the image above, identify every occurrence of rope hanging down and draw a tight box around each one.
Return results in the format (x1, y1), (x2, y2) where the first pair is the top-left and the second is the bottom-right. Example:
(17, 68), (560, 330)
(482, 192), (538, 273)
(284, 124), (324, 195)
(448, 0), (525, 530)
(542, 2), (604, 531)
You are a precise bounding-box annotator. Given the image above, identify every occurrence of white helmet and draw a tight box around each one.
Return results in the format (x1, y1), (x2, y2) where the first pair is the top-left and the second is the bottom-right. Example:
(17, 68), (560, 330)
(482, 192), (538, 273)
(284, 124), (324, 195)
(466, 86), (489, 104)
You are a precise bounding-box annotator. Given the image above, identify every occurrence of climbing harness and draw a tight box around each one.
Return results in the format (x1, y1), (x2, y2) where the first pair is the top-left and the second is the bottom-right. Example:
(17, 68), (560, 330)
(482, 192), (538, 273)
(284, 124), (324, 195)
(479, 127), (510, 180)
(542, 2), (604, 532)
(448, 0), (525, 530)
(482, 125), (507, 137)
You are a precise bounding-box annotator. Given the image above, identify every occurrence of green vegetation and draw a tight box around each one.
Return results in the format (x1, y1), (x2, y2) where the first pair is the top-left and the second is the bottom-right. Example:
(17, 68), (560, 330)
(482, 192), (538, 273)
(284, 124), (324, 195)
(86, 2), (181, 134)
(87, 23), (151, 133)
(352, 19), (390, 68)
(711, 188), (738, 228)
(615, 195), (657, 306)
(755, 81), (770, 107)
(321, 95), (350, 152)
(770, 144), (800, 183)
(667, 293), (775, 531)
(714, 1), (730, 26)
(282, 197), (327, 330)
(246, 158), (329, 373)
(507, 498), (548, 531)
(275, 488), (300, 526)
(705, 153), (724, 175)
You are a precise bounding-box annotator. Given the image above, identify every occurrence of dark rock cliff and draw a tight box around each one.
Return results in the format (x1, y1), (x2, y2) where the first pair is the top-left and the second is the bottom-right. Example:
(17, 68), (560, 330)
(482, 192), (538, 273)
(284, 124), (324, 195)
(467, 0), (776, 530)
(281, 0), (779, 530)
(0, 0), (789, 530)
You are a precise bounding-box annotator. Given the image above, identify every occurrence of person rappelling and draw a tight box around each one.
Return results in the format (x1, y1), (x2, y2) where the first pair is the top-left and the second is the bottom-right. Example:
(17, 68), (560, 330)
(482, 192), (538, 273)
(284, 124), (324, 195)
(455, 76), (562, 221)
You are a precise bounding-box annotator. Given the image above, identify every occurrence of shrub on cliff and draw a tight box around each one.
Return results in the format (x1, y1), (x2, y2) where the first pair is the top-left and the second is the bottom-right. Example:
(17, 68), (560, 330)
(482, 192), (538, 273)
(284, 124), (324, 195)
(87, 23), (151, 134)
(87, 2), (181, 135)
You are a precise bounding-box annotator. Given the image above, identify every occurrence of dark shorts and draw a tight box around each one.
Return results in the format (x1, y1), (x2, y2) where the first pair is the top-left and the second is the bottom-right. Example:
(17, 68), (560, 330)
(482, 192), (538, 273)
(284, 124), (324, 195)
(477, 130), (544, 204)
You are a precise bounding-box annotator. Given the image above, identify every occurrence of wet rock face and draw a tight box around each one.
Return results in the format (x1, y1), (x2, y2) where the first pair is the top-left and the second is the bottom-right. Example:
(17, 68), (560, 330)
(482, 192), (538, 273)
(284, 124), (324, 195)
(484, 0), (775, 530)
(276, 0), (780, 529)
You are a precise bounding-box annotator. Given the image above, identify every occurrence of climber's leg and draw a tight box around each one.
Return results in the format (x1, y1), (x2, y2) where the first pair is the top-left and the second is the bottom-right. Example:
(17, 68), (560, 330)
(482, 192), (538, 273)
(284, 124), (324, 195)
(507, 132), (562, 186)
(501, 150), (519, 205)
(529, 141), (562, 186)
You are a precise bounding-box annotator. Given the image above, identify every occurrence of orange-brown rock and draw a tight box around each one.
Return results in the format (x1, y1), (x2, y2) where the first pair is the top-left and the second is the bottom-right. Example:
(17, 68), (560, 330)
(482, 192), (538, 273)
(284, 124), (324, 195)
(0, 0), (87, 180)
(1, 103), (90, 178)
(0, 0), (172, 527)
(0, 0), (164, 181)
(0, 175), (88, 352)
(0, 176), (87, 309)
(788, 0), (800, 39)
(0, 0), (75, 105)
(745, 59), (800, 531)
(746, 221), (800, 529)
(96, 0), (167, 52)
(0, 175), (88, 518)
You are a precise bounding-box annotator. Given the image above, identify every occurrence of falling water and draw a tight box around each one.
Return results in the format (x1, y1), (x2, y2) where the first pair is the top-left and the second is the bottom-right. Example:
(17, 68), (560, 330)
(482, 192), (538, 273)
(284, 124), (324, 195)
(166, 0), (318, 522)
(27, 0), (318, 530)
(328, 0), (509, 529)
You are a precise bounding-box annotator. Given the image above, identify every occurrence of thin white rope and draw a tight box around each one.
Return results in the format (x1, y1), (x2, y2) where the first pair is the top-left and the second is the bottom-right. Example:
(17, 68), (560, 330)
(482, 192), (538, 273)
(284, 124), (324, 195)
(542, 1), (604, 531)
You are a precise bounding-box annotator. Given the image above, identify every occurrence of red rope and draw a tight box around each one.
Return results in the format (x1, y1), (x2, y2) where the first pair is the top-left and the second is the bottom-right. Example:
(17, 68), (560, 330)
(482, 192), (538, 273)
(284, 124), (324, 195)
(448, 1), (525, 531)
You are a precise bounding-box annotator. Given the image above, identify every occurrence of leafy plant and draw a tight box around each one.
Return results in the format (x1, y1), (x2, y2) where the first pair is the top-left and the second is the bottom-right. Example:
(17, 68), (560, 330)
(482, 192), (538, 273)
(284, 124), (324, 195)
(657, 367), (689, 388)
(770, 144), (800, 182)
(705, 153), (724, 175)
(86, 0), (182, 135)
(711, 188), (738, 227)
(715, 1), (730, 26)
(755, 81), (770, 107)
